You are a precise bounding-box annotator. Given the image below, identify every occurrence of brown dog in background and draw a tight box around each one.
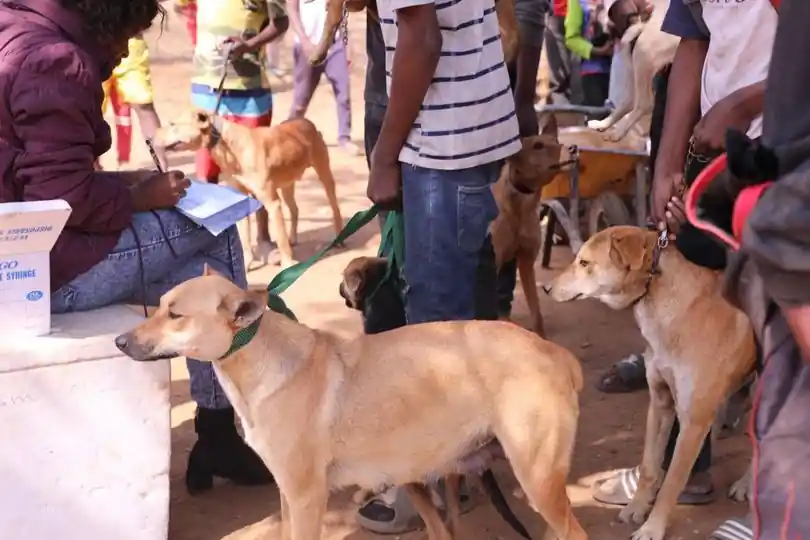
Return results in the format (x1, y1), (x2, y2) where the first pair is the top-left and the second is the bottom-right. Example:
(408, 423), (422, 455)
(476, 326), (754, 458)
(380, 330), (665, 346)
(154, 113), (343, 269)
(117, 267), (587, 540)
(490, 116), (571, 337)
(308, 0), (519, 66)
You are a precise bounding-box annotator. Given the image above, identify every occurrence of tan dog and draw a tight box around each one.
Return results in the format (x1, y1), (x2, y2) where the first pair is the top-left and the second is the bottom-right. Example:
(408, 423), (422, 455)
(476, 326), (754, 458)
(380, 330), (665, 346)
(545, 226), (755, 540)
(116, 267), (587, 540)
(587, 0), (678, 141)
(309, 0), (519, 66)
(490, 116), (570, 337)
(154, 113), (343, 269)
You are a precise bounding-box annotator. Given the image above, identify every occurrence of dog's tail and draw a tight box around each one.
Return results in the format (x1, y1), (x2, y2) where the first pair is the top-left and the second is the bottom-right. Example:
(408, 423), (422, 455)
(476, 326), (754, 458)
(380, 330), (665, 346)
(481, 469), (532, 539)
(620, 21), (646, 47)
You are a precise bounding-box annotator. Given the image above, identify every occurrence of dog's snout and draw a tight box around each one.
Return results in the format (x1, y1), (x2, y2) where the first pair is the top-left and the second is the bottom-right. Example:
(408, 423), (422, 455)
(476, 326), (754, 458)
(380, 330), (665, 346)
(542, 284), (551, 295)
(114, 333), (129, 352)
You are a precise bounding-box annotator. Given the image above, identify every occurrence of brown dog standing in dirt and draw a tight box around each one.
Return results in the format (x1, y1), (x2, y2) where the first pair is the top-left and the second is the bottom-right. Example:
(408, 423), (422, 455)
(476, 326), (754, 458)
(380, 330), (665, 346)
(154, 113), (343, 269)
(545, 226), (755, 540)
(490, 116), (570, 337)
(308, 0), (519, 65)
(116, 266), (587, 540)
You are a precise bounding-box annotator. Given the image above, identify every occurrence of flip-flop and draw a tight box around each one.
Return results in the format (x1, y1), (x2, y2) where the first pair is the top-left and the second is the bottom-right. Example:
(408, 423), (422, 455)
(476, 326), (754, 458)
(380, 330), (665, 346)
(593, 467), (716, 506)
(356, 482), (474, 535)
(709, 517), (753, 540)
(596, 354), (648, 394)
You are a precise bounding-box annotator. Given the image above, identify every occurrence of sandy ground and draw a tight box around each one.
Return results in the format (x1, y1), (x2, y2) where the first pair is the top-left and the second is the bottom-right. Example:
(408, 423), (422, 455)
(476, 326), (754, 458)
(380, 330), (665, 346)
(105, 15), (751, 540)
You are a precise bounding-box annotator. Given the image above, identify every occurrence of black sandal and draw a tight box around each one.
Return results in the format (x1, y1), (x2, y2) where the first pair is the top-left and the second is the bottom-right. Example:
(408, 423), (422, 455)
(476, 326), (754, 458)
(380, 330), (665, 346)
(596, 354), (648, 394)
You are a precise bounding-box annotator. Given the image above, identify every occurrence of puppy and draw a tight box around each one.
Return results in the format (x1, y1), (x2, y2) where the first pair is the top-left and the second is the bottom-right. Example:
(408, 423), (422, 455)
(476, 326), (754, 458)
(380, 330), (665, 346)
(154, 113), (343, 269)
(546, 226), (755, 540)
(309, 0), (519, 66)
(117, 266), (587, 540)
(587, 0), (679, 142)
(490, 116), (570, 337)
(339, 256), (531, 540)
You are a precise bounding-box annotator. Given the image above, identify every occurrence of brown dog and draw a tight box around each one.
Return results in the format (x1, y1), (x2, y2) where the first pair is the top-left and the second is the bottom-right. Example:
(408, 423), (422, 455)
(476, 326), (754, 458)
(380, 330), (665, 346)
(546, 226), (755, 540)
(309, 0), (519, 66)
(116, 266), (587, 540)
(490, 116), (570, 337)
(154, 113), (343, 269)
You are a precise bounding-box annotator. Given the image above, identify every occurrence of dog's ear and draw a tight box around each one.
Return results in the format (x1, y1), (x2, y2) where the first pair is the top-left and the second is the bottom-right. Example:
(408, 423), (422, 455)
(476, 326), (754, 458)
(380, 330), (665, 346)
(541, 113), (558, 140)
(340, 269), (365, 310)
(223, 290), (266, 327)
(608, 232), (648, 272)
(203, 263), (227, 279)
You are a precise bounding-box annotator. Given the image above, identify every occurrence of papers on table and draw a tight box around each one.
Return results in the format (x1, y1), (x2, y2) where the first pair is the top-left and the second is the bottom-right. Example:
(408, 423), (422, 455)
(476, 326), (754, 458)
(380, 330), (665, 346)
(175, 180), (262, 236)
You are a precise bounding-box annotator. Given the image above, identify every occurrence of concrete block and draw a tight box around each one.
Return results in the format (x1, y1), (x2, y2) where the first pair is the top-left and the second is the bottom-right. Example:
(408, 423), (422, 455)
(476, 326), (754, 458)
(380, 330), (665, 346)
(0, 305), (170, 540)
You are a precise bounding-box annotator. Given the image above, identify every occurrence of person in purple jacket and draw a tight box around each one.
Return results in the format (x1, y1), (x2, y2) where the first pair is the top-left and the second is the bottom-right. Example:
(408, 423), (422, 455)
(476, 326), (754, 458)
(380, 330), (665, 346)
(0, 0), (272, 494)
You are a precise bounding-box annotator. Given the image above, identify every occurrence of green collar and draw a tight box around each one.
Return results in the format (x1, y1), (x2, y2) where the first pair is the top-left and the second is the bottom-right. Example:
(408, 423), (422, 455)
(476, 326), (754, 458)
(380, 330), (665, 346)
(218, 206), (400, 360)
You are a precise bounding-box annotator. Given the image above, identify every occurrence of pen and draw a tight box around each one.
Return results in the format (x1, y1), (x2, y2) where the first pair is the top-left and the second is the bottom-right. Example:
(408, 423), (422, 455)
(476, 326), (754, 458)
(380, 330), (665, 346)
(145, 138), (164, 173)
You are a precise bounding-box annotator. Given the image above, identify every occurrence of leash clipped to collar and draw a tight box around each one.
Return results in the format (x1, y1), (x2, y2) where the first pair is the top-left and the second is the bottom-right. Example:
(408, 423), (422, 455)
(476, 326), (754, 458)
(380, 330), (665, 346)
(221, 206), (404, 359)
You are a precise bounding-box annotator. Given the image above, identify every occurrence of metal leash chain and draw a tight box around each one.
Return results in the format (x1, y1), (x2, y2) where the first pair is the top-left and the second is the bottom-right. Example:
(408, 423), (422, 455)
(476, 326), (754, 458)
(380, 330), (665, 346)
(340, 3), (349, 48)
(657, 227), (669, 250)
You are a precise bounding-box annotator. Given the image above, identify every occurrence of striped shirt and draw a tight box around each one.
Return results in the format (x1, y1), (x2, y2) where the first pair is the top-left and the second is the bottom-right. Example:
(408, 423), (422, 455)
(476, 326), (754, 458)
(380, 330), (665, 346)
(378, 0), (521, 170)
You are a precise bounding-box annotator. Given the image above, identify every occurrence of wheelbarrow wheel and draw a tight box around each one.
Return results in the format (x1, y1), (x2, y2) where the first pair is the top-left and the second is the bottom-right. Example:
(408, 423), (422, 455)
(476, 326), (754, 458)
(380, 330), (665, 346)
(588, 192), (632, 238)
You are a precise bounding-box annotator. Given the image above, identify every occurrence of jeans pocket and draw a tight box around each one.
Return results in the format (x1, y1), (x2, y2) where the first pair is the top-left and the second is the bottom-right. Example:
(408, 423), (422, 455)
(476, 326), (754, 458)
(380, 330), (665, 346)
(457, 183), (499, 253)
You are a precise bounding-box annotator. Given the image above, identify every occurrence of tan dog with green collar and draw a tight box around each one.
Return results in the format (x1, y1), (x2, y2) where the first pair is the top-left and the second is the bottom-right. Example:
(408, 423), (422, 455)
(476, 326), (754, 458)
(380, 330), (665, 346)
(115, 265), (587, 540)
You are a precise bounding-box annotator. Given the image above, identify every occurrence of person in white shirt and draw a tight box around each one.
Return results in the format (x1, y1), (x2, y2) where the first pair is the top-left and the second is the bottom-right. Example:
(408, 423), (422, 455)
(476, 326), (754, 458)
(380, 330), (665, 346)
(287, 0), (360, 155)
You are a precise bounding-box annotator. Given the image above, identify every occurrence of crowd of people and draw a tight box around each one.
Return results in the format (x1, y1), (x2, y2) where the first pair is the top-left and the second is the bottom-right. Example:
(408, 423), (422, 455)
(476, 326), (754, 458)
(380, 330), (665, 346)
(0, 0), (807, 538)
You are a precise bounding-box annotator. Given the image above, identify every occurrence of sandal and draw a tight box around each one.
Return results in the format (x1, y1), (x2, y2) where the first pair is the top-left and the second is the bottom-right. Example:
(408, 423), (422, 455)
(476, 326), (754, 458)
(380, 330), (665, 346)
(709, 516), (753, 540)
(593, 467), (716, 506)
(596, 354), (648, 394)
(356, 482), (474, 535)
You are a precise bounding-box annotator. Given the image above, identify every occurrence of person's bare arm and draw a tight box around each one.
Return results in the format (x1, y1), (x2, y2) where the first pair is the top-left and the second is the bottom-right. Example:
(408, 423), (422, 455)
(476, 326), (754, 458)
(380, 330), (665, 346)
(286, 0), (311, 49)
(513, 0), (546, 136)
(230, 0), (290, 54)
(650, 38), (707, 222)
(372, 4), (442, 164)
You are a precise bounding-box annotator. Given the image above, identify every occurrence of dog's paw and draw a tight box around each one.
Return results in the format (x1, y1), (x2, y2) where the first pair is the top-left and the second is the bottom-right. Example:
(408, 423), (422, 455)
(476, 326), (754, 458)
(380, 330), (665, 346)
(281, 258), (300, 270)
(618, 503), (649, 526)
(728, 470), (752, 502)
(630, 524), (666, 540)
(588, 119), (610, 131)
(605, 129), (626, 143)
(352, 488), (375, 505)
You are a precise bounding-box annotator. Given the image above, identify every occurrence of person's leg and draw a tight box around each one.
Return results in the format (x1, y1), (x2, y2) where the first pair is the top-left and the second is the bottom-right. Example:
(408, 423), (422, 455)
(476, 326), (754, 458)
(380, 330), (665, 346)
(107, 77), (134, 166)
(289, 42), (323, 120)
(323, 41), (360, 155)
(496, 62), (519, 318)
(51, 210), (273, 493)
(544, 14), (573, 105)
(357, 162), (500, 534)
(184, 0), (198, 46)
(191, 84), (224, 183)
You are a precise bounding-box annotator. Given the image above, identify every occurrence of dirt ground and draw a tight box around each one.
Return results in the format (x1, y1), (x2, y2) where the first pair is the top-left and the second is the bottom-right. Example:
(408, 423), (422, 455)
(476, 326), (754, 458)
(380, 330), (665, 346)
(108, 16), (751, 540)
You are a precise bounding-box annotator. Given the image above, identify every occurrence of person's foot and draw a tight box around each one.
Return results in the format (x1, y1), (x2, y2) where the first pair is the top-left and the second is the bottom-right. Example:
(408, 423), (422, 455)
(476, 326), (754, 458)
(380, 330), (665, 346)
(593, 467), (716, 506)
(185, 407), (274, 495)
(356, 481), (474, 534)
(596, 353), (648, 393)
(338, 139), (363, 157)
(709, 516), (753, 540)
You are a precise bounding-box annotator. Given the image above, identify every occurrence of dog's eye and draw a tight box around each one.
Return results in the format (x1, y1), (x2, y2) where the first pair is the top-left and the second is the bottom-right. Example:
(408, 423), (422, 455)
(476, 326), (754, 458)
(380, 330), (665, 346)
(168, 311), (182, 320)
(578, 259), (590, 268)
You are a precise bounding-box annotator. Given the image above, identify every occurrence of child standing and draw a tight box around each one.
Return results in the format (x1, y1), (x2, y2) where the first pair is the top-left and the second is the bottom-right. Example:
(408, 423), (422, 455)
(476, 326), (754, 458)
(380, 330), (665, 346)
(564, 0), (612, 109)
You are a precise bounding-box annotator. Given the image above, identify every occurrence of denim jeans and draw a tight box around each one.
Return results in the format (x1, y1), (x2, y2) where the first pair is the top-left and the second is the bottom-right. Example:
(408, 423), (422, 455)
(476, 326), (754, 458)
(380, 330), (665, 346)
(51, 210), (243, 410)
(401, 163), (500, 323)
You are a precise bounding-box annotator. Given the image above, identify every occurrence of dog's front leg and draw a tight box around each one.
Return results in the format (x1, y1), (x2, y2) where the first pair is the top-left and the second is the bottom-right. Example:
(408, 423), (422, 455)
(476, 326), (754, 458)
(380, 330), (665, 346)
(280, 491), (291, 540)
(278, 183), (300, 247)
(619, 381), (675, 525)
(728, 462), (752, 502)
(631, 417), (713, 540)
(517, 251), (545, 337)
(258, 190), (298, 268)
(286, 486), (329, 540)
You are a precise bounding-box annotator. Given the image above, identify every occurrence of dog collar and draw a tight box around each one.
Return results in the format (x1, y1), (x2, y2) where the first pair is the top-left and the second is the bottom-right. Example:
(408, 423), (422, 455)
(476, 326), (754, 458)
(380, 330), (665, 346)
(630, 230), (668, 308)
(220, 316), (263, 360)
(207, 115), (224, 150)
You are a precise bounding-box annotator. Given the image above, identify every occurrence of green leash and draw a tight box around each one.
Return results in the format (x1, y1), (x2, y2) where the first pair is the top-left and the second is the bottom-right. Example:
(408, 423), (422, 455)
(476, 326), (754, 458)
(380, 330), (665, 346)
(221, 205), (403, 358)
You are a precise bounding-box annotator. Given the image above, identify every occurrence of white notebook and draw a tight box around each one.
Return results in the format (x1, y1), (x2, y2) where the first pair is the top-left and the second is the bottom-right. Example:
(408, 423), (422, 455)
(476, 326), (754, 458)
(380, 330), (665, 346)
(175, 181), (262, 236)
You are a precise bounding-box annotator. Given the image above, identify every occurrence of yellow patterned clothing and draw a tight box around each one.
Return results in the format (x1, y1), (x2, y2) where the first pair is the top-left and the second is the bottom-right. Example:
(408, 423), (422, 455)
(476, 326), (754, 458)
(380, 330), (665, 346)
(192, 0), (287, 91)
(102, 36), (154, 110)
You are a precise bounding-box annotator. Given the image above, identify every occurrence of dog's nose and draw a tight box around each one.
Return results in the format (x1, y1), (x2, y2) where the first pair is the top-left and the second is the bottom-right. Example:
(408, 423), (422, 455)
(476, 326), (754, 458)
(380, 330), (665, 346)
(114, 334), (129, 352)
(541, 285), (551, 294)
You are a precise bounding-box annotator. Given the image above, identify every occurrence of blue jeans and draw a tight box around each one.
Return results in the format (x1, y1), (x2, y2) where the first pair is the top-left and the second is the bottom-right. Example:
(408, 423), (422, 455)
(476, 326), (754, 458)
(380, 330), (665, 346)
(402, 163), (500, 323)
(52, 210), (243, 410)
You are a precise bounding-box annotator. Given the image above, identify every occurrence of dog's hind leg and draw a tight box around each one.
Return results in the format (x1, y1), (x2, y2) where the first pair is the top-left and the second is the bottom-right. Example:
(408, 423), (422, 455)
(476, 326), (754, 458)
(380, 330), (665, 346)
(607, 47), (656, 142)
(517, 251), (545, 337)
(443, 474), (463, 538)
(310, 132), (344, 241)
(280, 492), (291, 540)
(728, 462), (752, 503)
(588, 45), (634, 132)
(279, 183), (300, 246)
(497, 401), (586, 540)
(630, 417), (714, 540)
(257, 190), (298, 268)
(405, 483), (454, 540)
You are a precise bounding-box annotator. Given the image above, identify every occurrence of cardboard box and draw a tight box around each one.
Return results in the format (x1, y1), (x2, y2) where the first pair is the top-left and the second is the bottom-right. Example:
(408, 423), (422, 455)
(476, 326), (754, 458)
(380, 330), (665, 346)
(0, 200), (71, 337)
